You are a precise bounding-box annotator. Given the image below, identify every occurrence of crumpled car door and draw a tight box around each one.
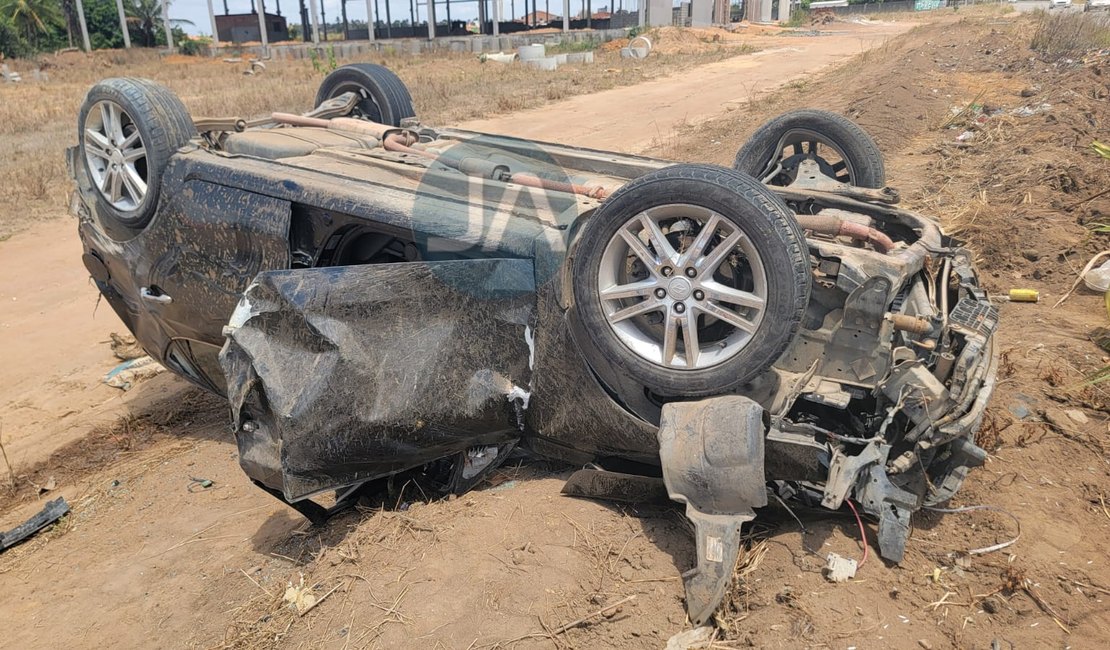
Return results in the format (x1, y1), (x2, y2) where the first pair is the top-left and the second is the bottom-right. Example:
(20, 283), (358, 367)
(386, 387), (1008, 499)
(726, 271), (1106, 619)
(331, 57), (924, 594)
(220, 258), (536, 503)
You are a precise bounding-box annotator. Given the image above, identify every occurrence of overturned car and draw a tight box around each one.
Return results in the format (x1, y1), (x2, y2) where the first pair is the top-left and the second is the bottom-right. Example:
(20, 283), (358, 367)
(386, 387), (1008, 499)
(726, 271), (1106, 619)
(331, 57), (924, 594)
(69, 66), (997, 622)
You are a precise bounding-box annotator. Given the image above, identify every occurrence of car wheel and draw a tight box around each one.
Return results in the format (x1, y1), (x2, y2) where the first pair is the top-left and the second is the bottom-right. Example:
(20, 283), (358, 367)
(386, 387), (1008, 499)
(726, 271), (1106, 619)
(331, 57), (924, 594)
(571, 164), (810, 397)
(733, 109), (886, 188)
(77, 78), (196, 237)
(314, 63), (416, 126)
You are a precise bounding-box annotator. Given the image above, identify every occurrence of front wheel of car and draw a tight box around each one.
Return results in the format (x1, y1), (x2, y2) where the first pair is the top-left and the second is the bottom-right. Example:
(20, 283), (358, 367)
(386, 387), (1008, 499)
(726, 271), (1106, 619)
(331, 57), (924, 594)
(571, 164), (811, 397)
(77, 78), (195, 237)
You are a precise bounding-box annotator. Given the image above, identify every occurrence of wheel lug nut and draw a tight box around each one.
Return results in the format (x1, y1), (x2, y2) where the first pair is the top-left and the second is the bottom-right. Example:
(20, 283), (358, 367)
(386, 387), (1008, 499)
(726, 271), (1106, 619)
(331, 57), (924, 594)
(685, 267), (697, 278)
(674, 302), (686, 314)
(654, 288), (666, 299)
(694, 290), (704, 300)
(661, 266), (673, 277)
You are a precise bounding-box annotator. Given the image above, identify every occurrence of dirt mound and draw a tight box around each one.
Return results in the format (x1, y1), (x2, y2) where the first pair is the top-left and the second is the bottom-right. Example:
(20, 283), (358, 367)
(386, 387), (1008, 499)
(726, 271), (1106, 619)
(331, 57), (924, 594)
(644, 26), (744, 55)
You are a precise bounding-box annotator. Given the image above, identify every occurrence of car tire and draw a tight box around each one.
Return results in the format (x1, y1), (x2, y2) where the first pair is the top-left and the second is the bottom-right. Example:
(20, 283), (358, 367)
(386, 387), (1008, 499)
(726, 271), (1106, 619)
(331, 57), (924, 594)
(571, 164), (810, 397)
(77, 78), (196, 238)
(733, 109), (886, 188)
(314, 64), (416, 127)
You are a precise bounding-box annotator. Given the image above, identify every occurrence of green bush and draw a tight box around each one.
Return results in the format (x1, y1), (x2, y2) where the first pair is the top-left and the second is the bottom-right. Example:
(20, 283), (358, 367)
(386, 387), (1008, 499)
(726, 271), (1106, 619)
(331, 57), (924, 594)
(0, 14), (31, 59)
(178, 36), (209, 56)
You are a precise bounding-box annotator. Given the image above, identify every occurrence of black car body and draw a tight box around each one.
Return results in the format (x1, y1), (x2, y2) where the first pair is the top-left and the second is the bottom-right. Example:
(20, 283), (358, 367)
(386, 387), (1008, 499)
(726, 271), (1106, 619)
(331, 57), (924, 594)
(69, 69), (998, 623)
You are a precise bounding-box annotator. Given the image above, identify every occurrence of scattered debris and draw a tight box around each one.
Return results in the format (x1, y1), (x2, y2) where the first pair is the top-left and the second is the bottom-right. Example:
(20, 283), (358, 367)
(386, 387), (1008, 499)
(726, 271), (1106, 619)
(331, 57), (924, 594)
(242, 60), (266, 76)
(103, 356), (164, 390)
(0, 497), (69, 552)
(283, 575), (318, 614)
(1083, 259), (1110, 293)
(824, 552), (858, 582)
(1065, 409), (1089, 425)
(479, 51), (517, 64)
(188, 477), (214, 491)
(35, 476), (56, 494)
(1012, 102), (1053, 117)
(665, 626), (715, 650)
(924, 504), (1022, 555)
(0, 63), (21, 83)
(1004, 288), (1040, 303)
(552, 594), (636, 635)
(109, 332), (145, 360)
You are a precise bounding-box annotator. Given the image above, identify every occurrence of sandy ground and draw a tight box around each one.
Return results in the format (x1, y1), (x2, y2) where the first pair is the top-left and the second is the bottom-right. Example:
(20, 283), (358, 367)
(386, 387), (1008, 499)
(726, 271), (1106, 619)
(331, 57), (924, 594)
(3, 10), (1110, 650)
(457, 22), (913, 153)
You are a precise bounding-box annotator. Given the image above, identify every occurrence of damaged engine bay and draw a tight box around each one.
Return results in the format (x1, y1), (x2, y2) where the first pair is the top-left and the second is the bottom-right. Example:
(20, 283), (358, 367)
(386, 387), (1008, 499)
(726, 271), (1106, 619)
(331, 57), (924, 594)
(69, 67), (998, 623)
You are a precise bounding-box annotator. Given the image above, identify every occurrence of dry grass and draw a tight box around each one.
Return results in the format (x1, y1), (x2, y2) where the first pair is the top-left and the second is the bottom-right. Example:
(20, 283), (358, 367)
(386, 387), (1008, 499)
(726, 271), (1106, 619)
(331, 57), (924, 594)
(0, 38), (753, 240)
(1031, 9), (1110, 62)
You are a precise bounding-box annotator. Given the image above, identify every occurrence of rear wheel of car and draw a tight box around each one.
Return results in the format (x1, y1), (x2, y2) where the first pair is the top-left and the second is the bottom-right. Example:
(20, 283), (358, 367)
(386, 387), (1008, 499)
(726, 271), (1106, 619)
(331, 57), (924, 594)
(733, 109), (886, 188)
(314, 64), (416, 126)
(571, 164), (810, 397)
(78, 78), (196, 237)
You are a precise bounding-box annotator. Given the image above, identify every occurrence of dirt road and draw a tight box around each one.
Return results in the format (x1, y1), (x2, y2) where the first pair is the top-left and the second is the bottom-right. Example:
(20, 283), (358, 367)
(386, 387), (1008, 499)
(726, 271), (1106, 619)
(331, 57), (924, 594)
(6, 11), (1109, 650)
(458, 23), (913, 153)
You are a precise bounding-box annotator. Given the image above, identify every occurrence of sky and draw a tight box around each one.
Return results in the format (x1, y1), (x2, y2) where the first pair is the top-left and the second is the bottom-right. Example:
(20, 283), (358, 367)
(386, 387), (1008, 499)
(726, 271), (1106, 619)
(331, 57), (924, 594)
(170, 0), (638, 35)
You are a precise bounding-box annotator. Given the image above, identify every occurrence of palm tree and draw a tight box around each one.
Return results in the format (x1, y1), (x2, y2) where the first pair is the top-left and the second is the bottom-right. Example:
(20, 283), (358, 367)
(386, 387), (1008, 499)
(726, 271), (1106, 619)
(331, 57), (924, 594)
(0, 0), (62, 46)
(126, 0), (193, 47)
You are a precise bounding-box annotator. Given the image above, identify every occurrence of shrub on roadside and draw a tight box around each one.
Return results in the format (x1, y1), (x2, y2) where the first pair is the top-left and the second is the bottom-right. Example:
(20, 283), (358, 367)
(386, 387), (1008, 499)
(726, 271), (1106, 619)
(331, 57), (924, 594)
(0, 14), (31, 59)
(1031, 10), (1110, 61)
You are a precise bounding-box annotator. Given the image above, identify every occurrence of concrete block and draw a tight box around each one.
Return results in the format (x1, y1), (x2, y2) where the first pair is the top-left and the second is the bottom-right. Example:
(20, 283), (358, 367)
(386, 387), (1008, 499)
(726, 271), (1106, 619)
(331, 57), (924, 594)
(525, 56), (558, 71)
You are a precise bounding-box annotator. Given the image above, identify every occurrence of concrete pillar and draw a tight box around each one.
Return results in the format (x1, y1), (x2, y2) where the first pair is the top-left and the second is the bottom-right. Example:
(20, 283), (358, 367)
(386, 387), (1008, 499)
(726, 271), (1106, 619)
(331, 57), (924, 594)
(366, 0), (376, 41)
(162, 0), (174, 50)
(257, 0), (269, 56)
(638, 0), (645, 27)
(690, 0), (711, 26)
(309, 0), (321, 44)
(74, 0), (90, 52)
(206, 0), (221, 49)
(114, 0), (131, 48)
(647, 0), (669, 26)
(563, 0), (569, 31)
(427, 0), (436, 39)
(493, 0), (499, 36)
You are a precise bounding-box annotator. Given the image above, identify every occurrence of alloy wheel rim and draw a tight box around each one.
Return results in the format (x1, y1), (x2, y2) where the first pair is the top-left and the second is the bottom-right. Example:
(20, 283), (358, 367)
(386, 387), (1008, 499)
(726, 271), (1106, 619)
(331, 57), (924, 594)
(597, 204), (768, 370)
(83, 100), (148, 211)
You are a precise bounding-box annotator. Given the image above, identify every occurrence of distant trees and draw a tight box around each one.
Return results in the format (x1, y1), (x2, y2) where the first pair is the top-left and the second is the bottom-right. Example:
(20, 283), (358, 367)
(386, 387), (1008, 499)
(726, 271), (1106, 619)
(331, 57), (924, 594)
(0, 0), (201, 56)
(127, 0), (192, 47)
(0, 0), (62, 49)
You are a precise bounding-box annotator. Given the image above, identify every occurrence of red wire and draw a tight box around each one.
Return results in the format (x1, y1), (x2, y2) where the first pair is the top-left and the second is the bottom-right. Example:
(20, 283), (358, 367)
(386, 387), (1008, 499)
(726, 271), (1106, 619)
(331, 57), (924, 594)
(845, 499), (869, 567)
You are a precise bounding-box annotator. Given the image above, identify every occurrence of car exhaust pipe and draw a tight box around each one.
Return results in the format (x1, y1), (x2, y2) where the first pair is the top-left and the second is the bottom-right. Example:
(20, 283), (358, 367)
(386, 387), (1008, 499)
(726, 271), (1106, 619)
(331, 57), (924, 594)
(794, 213), (895, 253)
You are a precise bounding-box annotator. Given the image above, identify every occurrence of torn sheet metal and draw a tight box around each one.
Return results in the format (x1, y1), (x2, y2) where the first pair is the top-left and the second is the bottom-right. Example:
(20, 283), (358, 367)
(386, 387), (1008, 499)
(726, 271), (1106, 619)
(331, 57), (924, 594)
(221, 258), (535, 502)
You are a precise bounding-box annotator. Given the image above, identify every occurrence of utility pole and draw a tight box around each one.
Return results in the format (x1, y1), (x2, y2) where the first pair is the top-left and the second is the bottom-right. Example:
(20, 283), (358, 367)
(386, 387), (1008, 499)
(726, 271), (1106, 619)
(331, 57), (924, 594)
(309, 0), (320, 44)
(114, 0), (131, 48)
(206, 0), (221, 49)
(562, 0), (568, 30)
(257, 0), (270, 56)
(367, 0), (376, 40)
(162, 0), (174, 50)
(74, 0), (90, 52)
